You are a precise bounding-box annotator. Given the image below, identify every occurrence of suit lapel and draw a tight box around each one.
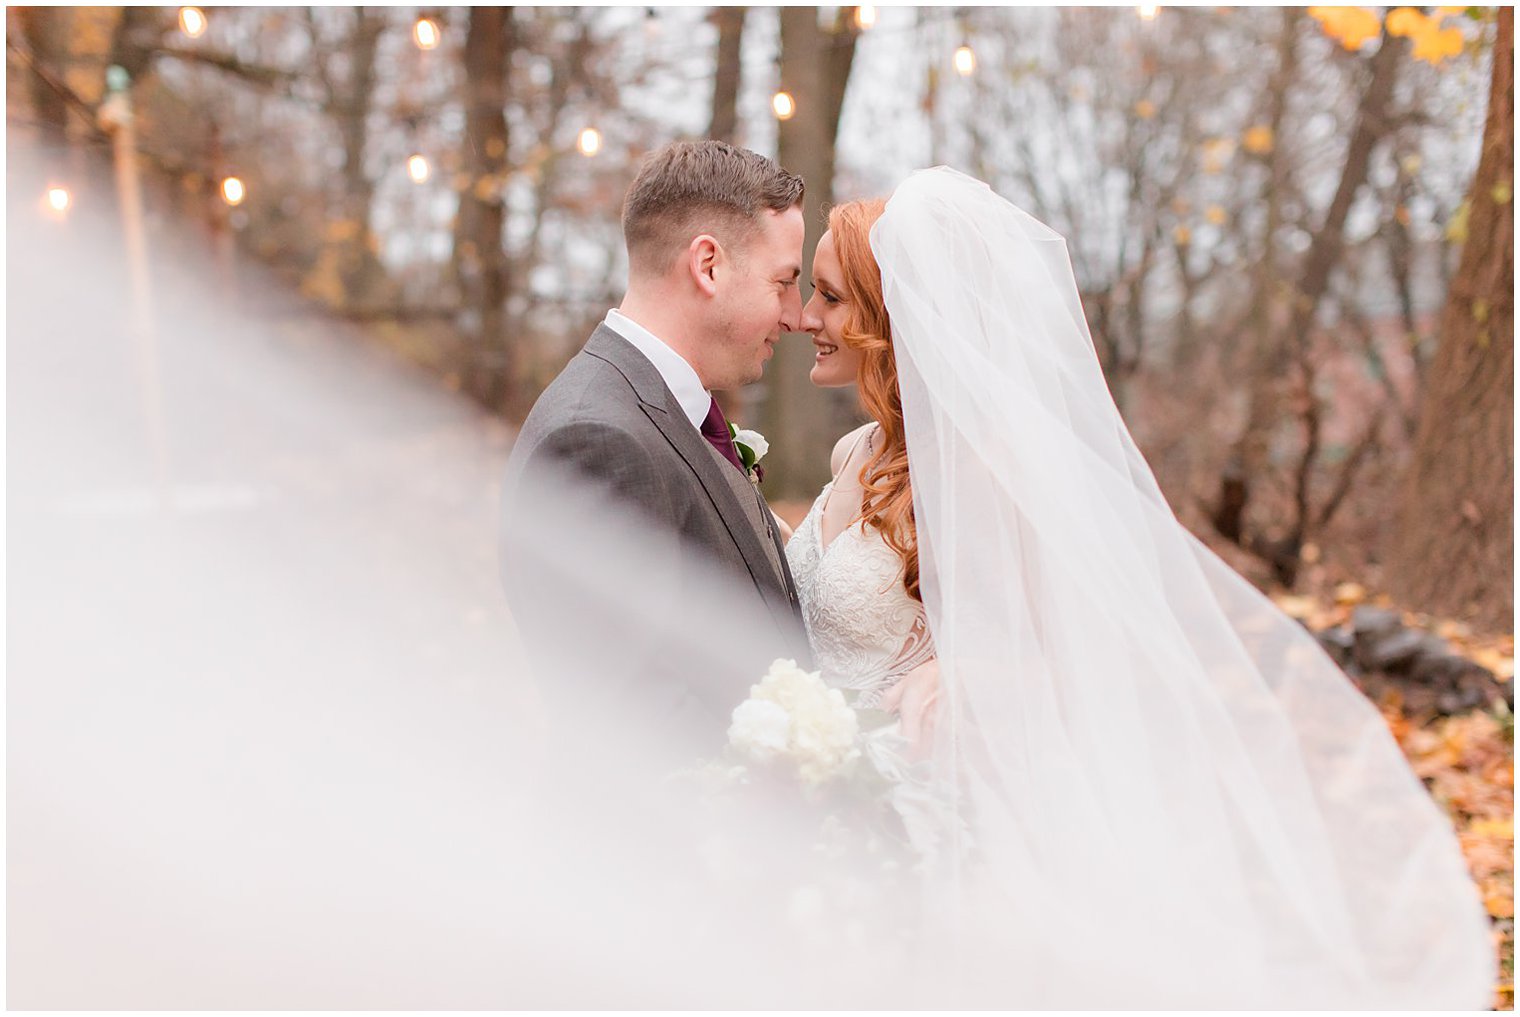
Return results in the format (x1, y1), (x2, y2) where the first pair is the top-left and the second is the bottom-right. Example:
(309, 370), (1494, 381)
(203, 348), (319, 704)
(585, 327), (794, 623)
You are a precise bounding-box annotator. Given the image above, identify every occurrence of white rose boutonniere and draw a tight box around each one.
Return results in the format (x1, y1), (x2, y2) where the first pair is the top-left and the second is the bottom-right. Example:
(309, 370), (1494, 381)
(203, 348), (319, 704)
(728, 423), (769, 483)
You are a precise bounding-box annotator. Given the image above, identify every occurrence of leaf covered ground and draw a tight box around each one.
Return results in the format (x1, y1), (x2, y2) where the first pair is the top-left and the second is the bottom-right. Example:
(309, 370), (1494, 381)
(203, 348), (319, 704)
(1272, 588), (1514, 1010)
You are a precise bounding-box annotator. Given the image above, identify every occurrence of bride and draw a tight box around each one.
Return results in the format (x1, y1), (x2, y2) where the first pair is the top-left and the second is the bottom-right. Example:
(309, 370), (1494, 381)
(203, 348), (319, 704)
(782, 167), (1494, 1007)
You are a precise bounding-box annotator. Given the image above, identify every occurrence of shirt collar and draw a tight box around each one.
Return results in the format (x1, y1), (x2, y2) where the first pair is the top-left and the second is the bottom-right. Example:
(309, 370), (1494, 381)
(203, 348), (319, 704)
(603, 308), (710, 430)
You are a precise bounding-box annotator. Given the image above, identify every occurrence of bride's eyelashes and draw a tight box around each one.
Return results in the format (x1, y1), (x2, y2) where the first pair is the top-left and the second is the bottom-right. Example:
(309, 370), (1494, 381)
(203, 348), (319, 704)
(808, 282), (842, 306)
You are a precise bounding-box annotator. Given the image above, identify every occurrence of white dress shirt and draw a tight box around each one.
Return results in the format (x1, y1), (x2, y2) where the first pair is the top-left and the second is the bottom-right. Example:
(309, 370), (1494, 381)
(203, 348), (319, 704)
(602, 308), (710, 430)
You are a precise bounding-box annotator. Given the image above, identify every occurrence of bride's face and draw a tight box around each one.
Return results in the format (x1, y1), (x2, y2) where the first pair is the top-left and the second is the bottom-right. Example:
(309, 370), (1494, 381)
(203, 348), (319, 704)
(801, 231), (866, 388)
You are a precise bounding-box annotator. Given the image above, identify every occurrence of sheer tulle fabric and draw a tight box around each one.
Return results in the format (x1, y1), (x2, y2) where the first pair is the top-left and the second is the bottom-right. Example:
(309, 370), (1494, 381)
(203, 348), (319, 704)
(870, 167), (1494, 1007)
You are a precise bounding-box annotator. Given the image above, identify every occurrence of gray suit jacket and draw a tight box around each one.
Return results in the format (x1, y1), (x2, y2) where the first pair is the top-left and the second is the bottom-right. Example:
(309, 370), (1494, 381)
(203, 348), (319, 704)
(500, 324), (809, 748)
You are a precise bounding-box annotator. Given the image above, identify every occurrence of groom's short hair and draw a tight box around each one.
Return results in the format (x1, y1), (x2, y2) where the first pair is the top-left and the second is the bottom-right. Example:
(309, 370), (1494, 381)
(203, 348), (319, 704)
(622, 140), (804, 278)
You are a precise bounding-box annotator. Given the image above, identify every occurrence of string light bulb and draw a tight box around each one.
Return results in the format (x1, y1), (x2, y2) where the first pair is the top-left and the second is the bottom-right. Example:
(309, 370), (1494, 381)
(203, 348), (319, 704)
(953, 44), (976, 77)
(46, 186), (71, 214)
(771, 90), (796, 120)
(407, 154), (430, 183)
(855, 5), (877, 30)
(413, 17), (440, 50)
(221, 176), (246, 206)
(577, 127), (602, 157)
(178, 6), (206, 38)
(1138, 5), (1160, 20)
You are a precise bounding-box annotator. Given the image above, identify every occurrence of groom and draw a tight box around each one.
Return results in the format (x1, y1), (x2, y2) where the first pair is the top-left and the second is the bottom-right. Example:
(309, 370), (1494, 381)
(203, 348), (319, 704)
(500, 140), (811, 744)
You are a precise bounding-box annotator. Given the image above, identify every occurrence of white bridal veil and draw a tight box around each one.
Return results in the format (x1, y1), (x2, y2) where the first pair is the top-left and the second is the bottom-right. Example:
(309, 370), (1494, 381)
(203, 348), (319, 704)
(870, 166), (1494, 1007)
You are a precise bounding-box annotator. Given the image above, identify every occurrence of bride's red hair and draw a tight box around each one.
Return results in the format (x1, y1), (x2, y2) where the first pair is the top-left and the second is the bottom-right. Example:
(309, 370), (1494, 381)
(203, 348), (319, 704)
(828, 198), (920, 602)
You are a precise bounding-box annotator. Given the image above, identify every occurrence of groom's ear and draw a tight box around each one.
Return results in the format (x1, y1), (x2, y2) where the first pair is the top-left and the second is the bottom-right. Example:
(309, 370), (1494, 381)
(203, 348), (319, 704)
(688, 234), (721, 297)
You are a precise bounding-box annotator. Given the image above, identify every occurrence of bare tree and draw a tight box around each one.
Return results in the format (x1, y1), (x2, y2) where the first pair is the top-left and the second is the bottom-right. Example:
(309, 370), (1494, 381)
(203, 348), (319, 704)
(453, 6), (518, 416)
(708, 7), (746, 144)
(1384, 8), (1513, 631)
(760, 6), (862, 498)
(1211, 21), (1409, 581)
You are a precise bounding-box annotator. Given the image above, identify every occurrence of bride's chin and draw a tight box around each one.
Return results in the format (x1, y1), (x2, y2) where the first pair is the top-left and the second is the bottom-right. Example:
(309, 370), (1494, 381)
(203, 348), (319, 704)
(808, 366), (842, 388)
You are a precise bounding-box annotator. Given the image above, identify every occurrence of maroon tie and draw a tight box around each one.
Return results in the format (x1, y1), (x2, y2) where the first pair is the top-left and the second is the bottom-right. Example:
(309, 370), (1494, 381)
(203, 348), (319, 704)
(700, 397), (746, 475)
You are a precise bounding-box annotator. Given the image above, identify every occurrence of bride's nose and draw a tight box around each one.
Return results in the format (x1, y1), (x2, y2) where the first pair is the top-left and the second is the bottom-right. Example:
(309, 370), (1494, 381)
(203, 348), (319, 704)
(799, 294), (823, 336)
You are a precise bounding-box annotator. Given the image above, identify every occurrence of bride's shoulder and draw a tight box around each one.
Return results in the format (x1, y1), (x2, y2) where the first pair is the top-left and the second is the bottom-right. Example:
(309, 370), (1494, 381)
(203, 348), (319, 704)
(830, 422), (880, 479)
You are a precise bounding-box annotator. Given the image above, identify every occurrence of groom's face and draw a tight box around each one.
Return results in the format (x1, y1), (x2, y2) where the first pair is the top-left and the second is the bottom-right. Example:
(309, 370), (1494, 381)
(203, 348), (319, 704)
(708, 206), (805, 390)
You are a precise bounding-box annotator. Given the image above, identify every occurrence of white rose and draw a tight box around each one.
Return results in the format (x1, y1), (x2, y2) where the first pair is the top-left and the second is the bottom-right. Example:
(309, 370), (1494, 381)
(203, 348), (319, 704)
(740, 658), (865, 785)
(731, 427), (769, 462)
(728, 698), (790, 760)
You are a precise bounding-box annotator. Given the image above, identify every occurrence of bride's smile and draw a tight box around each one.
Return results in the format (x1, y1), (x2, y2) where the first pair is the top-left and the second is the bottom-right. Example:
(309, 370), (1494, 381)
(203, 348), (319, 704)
(799, 230), (866, 388)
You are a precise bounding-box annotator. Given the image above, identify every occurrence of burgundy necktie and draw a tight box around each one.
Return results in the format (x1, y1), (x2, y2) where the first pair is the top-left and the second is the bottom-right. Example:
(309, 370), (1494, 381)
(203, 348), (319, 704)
(700, 397), (747, 475)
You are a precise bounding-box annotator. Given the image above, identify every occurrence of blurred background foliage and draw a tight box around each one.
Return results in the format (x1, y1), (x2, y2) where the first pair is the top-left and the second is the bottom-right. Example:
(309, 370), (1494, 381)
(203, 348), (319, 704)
(7, 5), (1511, 629)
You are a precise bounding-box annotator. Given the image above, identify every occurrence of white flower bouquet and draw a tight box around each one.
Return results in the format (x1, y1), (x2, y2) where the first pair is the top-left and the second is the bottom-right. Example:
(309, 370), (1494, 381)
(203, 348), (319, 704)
(726, 658), (864, 789)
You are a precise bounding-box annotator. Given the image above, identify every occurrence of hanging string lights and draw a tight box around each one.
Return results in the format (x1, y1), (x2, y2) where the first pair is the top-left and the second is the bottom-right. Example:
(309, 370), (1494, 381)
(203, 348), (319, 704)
(953, 44), (976, 76)
(178, 6), (207, 38)
(413, 16), (440, 50)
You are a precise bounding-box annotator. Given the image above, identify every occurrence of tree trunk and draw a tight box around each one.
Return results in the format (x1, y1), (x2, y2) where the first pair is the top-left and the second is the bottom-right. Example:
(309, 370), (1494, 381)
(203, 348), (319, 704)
(335, 7), (386, 309)
(1214, 16), (1403, 577)
(454, 6), (518, 418)
(707, 7), (746, 144)
(1383, 9), (1513, 632)
(16, 7), (71, 147)
(760, 7), (860, 498)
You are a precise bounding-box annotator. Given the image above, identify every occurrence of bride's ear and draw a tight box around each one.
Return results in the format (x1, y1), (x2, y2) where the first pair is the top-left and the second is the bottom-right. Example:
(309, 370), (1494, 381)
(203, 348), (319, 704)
(688, 234), (721, 297)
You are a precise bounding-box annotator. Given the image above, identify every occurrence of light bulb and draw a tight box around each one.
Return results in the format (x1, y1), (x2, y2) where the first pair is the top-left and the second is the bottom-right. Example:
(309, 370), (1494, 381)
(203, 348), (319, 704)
(772, 90), (796, 120)
(46, 186), (71, 213)
(179, 6), (206, 38)
(577, 127), (602, 157)
(414, 17), (440, 50)
(953, 45), (976, 77)
(221, 176), (246, 206)
(407, 154), (430, 183)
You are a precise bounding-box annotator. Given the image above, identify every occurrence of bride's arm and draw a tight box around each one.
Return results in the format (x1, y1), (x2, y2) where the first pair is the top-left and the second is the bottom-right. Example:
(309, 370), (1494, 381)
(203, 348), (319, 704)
(771, 510), (794, 543)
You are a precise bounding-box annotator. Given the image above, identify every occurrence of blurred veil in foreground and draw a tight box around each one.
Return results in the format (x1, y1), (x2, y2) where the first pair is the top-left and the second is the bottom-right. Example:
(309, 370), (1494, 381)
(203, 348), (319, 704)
(7, 139), (908, 1009)
(10, 141), (1493, 1010)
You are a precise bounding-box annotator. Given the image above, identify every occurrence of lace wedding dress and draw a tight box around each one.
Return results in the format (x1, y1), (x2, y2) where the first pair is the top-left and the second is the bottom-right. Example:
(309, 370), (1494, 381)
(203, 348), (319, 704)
(785, 428), (935, 707)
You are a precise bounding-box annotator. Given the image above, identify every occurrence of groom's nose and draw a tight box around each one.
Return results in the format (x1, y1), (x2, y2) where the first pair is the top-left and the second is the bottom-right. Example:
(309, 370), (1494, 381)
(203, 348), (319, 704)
(779, 286), (803, 333)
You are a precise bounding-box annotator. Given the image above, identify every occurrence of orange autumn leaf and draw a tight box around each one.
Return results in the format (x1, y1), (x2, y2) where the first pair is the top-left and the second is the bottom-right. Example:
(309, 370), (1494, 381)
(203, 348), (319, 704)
(1309, 6), (1383, 50)
(1469, 817), (1514, 840)
(1242, 125), (1275, 155)
(1386, 6), (1431, 37)
(1411, 24), (1465, 64)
